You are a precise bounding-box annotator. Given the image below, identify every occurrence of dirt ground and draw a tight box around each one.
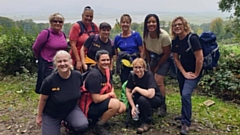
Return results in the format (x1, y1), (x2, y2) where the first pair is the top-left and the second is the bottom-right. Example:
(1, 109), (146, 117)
(0, 106), (227, 135)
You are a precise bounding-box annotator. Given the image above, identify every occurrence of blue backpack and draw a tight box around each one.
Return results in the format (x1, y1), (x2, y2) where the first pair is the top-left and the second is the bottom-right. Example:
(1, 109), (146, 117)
(187, 32), (220, 70)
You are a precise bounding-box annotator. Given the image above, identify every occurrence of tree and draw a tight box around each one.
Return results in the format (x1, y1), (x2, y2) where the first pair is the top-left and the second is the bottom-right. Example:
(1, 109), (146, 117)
(210, 17), (224, 39)
(219, 0), (240, 39)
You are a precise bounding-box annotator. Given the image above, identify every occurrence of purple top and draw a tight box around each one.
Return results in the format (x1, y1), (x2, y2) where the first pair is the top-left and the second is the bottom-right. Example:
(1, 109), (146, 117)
(32, 28), (67, 62)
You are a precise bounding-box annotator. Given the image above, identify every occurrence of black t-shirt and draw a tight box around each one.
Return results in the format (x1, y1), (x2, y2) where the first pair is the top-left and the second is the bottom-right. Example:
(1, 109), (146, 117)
(40, 70), (83, 119)
(84, 34), (115, 60)
(85, 67), (112, 94)
(126, 71), (161, 100)
(172, 34), (202, 72)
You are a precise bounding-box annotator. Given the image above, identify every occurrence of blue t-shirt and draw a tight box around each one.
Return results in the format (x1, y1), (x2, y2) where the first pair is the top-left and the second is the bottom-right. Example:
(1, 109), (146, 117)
(114, 31), (143, 54)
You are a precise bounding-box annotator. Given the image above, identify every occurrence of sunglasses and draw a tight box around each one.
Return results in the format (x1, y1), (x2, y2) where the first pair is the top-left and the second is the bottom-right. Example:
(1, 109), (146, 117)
(52, 20), (63, 24)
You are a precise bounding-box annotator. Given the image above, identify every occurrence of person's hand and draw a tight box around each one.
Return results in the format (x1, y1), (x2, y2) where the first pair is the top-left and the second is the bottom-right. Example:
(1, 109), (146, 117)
(183, 72), (197, 79)
(83, 64), (88, 71)
(76, 61), (82, 71)
(131, 107), (137, 118)
(131, 87), (139, 95)
(108, 91), (117, 98)
(36, 115), (42, 126)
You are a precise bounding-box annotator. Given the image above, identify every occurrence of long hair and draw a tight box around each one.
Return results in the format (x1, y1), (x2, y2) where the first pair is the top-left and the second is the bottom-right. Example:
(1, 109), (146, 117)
(143, 14), (160, 39)
(169, 16), (193, 39)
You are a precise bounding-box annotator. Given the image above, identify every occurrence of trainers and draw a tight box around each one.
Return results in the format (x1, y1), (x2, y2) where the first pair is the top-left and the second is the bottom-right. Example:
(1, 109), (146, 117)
(158, 103), (167, 117)
(180, 124), (189, 135)
(93, 124), (111, 135)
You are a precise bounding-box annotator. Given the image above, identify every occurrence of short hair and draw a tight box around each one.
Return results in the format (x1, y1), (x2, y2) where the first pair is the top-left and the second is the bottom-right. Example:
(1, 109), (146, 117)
(143, 14), (161, 39)
(49, 13), (65, 24)
(83, 6), (94, 13)
(120, 14), (132, 23)
(99, 22), (111, 30)
(95, 50), (110, 61)
(132, 58), (147, 71)
(170, 16), (193, 39)
(53, 50), (73, 71)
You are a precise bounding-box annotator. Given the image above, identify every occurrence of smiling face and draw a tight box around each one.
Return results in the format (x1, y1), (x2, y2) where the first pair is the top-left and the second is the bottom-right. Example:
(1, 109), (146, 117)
(55, 53), (72, 73)
(172, 19), (185, 35)
(132, 58), (146, 78)
(97, 54), (110, 71)
(100, 28), (111, 40)
(82, 10), (93, 24)
(120, 16), (131, 32)
(147, 16), (157, 32)
(50, 17), (64, 31)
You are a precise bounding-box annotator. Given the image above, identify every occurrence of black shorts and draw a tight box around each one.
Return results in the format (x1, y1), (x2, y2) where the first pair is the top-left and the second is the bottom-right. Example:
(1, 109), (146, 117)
(88, 98), (110, 122)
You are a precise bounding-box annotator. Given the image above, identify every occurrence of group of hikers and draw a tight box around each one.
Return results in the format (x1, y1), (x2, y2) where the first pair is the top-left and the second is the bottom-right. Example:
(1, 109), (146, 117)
(32, 5), (204, 135)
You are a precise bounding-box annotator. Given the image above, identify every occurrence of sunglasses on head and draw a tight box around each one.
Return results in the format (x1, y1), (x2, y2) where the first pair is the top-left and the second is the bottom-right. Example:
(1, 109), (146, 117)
(52, 20), (63, 23)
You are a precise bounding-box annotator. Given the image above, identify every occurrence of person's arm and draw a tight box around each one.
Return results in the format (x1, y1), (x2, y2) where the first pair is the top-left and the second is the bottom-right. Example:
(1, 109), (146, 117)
(126, 87), (135, 108)
(154, 45), (171, 72)
(36, 94), (48, 126)
(138, 45), (144, 58)
(32, 30), (49, 59)
(194, 49), (203, 77)
(70, 40), (82, 70)
(144, 42), (150, 63)
(80, 46), (87, 71)
(91, 93), (111, 103)
(132, 87), (155, 98)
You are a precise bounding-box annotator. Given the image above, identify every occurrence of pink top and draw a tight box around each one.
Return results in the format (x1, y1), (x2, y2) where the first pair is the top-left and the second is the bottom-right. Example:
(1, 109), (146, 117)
(32, 28), (67, 62)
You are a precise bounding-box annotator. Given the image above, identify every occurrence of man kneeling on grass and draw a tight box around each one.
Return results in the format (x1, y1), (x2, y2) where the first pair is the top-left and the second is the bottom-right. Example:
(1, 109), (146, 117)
(81, 50), (126, 135)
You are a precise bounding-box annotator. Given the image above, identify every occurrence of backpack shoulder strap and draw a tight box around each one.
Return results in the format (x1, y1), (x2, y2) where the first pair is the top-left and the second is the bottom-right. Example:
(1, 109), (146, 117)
(91, 22), (95, 32)
(45, 28), (50, 41)
(77, 21), (86, 37)
(186, 33), (193, 52)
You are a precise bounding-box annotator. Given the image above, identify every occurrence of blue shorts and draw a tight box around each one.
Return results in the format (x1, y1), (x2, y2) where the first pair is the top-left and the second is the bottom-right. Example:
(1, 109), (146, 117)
(155, 60), (170, 76)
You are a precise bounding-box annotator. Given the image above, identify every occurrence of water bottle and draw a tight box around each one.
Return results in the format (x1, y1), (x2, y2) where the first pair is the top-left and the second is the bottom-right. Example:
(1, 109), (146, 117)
(133, 104), (139, 121)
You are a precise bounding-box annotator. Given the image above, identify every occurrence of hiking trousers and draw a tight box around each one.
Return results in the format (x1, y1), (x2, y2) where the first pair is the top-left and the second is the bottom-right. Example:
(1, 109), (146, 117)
(136, 95), (163, 124)
(177, 71), (201, 126)
(42, 106), (88, 135)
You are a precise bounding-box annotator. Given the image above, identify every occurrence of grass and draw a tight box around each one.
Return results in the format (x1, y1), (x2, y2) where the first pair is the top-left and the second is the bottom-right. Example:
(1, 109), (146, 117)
(0, 74), (240, 134)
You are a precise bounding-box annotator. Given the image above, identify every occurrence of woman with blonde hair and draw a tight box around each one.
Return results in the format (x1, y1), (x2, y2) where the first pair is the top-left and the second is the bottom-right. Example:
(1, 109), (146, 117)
(32, 13), (67, 94)
(170, 16), (203, 135)
(36, 50), (88, 135)
(126, 58), (164, 134)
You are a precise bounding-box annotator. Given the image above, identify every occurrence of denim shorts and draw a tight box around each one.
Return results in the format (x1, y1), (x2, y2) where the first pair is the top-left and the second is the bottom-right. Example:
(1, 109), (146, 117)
(155, 60), (170, 76)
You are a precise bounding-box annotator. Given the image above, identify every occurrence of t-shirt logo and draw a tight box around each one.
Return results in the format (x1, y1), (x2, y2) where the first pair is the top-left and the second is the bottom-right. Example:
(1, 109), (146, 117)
(101, 83), (106, 86)
(175, 45), (178, 48)
(52, 87), (60, 91)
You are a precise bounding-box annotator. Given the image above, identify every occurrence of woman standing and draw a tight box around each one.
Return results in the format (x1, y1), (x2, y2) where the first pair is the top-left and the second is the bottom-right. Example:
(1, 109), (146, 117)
(143, 14), (172, 117)
(80, 22), (115, 72)
(170, 16), (203, 135)
(114, 14), (144, 84)
(32, 13), (67, 94)
(36, 50), (88, 135)
(69, 6), (99, 72)
(126, 58), (164, 134)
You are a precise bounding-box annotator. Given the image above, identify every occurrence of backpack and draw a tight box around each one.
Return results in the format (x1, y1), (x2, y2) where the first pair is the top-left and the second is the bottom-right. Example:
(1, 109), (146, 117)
(187, 32), (220, 70)
(68, 21), (95, 46)
(79, 68), (111, 117)
(120, 71), (135, 107)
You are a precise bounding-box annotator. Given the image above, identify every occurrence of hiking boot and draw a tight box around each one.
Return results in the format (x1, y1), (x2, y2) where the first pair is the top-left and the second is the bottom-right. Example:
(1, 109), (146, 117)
(93, 124), (111, 135)
(180, 124), (189, 135)
(158, 103), (167, 117)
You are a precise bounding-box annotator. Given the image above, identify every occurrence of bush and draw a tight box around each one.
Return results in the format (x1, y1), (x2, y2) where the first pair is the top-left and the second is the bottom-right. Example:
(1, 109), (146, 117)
(0, 26), (37, 75)
(199, 44), (240, 98)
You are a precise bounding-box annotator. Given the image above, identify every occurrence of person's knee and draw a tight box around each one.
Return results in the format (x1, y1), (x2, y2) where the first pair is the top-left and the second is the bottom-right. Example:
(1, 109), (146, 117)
(72, 120), (89, 133)
(154, 74), (164, 86)
(109, 98), (121, 111)
(138, 96), (148, 104)
(118, 102), (126, 114)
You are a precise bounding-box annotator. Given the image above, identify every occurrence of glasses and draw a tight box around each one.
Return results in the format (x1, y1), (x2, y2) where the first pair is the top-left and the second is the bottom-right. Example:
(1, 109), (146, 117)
(133, 66), (143, 69)
(173, 23), (183, 27)
(52, 20), (63, 24)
